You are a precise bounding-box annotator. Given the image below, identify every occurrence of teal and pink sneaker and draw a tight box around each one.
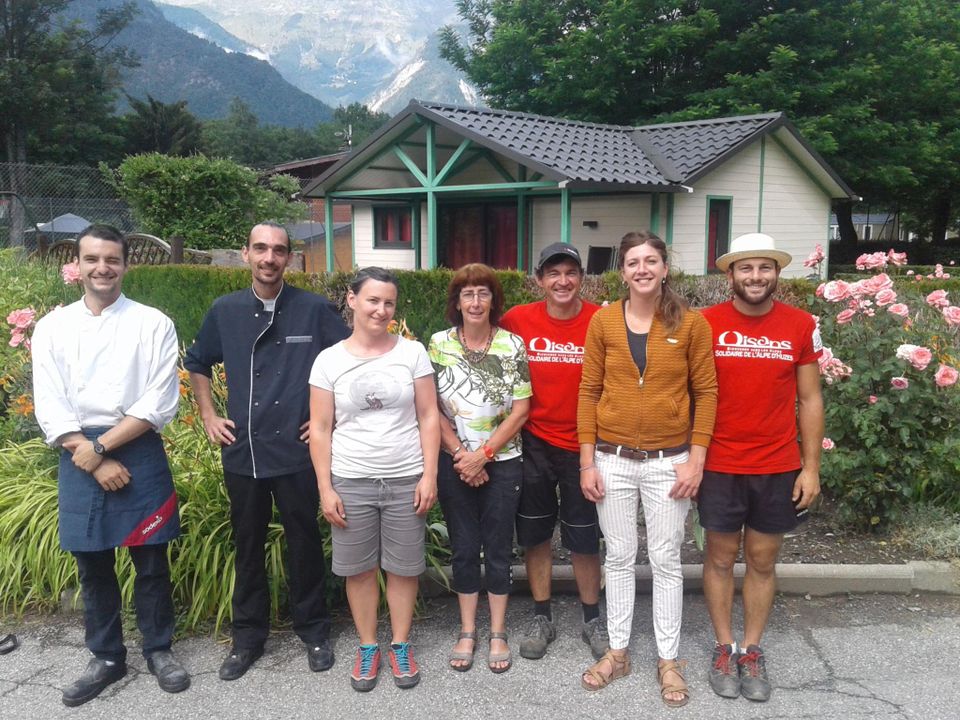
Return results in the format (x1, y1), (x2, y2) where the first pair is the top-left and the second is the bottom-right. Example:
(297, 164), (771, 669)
(387, 641), (420, 689)
(350, 644), (381, 692)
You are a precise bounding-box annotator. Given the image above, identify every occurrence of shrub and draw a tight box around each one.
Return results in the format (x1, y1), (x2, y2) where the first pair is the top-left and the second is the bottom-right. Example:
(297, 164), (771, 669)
(813, 260), (960, 529)
(102, 154), (307, 251)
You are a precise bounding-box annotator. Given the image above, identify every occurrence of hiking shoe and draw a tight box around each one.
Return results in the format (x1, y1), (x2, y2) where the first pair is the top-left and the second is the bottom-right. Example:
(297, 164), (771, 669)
(519, 615), (556, 659)
(708, 642), (740, 698)
(738, 644), (771, 701)
(387, 642), (420, 689)
(350, 644), (381, 692)
(581, 617), (610, 660)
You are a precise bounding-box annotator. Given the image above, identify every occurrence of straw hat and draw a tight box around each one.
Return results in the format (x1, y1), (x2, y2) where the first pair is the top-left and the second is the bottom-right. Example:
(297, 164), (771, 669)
(714, 233), (792, 272)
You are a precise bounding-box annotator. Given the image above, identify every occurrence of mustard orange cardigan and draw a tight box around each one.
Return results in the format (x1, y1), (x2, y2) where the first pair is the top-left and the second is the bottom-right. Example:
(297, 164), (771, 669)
(577, 300), (717, 450)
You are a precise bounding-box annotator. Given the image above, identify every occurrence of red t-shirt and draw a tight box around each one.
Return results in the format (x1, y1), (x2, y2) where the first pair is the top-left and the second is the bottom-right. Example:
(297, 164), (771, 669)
(500, 300), (600, 452)
(701, 300), (822, 474)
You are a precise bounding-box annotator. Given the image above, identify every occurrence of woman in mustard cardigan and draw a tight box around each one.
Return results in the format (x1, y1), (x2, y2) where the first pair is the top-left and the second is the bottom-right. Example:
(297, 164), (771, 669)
(577, 231), (717, 706)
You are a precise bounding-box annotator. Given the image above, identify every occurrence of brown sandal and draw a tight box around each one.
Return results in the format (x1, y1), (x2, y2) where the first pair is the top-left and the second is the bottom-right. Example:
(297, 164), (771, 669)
(487, 632), (512, 673)
(657, 659), (690, 708)
(581, 649), (631, 691)
(449, 631), (476, 671)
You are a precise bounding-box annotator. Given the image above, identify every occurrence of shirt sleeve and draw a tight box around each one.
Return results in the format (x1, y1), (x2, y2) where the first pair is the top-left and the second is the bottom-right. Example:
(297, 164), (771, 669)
(411, 341), (434, 379)
(577, 312), (606, 445)
(508, 332), (532, 400)
(687, 311), (718, 448)
(308, 348), (334, 390)
(798, 313), (822, 365)
(125, 313), (180, 430)
(183, 305), (222, 376)
(30, 312), (81, 446)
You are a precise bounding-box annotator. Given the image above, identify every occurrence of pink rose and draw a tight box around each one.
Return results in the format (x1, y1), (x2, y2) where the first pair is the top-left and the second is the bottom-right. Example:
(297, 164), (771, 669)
(874, 288), (897, 306)
(895, 343), (932, 371)
(890, 376), (909, 390)
(8, 329), (25, 348)
(887, 250), (908, 266)
(61, 261), (81, 284)
(943, 306), (960, 327)
(906, 270), (915, 276)
(803, 244), (825, 268)
(821, 280), (852, 302)
(886, 303), (910, 318)
(815, 282), (826, 298)
(835, 308), (856, 324)
(855, 252), (888, 271)
(855, 273), (893, 297)
(934, 364), (959, 388)
(868, 395), (878, 404)
(822, 438), (835, 450)
(926, 289), (950, 308)
(6, 307), (36, 329)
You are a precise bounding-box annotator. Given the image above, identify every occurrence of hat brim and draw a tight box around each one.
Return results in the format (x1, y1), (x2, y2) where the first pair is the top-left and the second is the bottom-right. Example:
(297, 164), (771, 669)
(537, 251), (583, 270)
(715, 249), (792, 273)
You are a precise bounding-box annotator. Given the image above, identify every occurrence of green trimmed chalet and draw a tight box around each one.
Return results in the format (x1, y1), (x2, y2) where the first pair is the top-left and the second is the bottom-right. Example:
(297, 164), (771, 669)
(302, 101), (856, 277)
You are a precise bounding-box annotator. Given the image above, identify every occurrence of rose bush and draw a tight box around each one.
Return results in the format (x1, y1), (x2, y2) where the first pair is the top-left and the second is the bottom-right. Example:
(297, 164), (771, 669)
(813, 251), (960, 529)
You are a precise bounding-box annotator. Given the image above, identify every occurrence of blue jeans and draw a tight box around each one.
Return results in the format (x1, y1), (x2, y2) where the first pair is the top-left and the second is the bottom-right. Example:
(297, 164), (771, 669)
(73, 543), (174, 663)
(437, 454), (521, 595)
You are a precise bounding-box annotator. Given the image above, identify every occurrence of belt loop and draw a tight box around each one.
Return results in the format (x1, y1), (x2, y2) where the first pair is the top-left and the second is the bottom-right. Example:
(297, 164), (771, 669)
(615, 445), (623, 457)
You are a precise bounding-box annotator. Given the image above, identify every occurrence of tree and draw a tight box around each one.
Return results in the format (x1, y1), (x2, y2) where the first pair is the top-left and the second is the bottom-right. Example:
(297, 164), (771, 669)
(442, 0), (960, 243)
(103, 153), (306, 250)
(122, 94), (203, 156)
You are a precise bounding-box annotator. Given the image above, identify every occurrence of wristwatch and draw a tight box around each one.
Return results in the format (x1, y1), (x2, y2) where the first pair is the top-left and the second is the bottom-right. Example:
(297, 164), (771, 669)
(93, 439), (106, 456)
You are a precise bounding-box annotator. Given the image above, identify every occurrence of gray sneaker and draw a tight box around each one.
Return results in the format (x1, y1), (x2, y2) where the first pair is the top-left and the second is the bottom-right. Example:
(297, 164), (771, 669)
(708, 642), (740, 698)
(581, 617), (610, 660)
(519, 615), (556, 659)
(738, 644), (771, 701)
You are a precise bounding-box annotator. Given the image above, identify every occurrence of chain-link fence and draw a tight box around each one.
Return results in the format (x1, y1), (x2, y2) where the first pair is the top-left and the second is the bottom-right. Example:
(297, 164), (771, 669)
(0, 163), (135, 251)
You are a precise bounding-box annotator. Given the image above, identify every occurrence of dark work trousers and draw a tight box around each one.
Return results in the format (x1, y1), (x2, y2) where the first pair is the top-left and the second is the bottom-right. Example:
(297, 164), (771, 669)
(72, 543), (174, 664)
(437, 453), (522, 596)
(223, 468), (330, 650)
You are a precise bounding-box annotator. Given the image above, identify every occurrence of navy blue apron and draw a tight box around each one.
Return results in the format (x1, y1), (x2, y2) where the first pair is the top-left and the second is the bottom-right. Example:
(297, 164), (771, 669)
(58, 428), (180, 552)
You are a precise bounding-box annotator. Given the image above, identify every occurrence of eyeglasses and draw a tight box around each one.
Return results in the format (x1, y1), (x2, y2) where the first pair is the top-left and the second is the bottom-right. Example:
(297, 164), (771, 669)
(459, 289), (493, 303)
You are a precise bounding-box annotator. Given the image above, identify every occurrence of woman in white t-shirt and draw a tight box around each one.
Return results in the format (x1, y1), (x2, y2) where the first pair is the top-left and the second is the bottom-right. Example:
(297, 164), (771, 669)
(308, 267), (440, 693)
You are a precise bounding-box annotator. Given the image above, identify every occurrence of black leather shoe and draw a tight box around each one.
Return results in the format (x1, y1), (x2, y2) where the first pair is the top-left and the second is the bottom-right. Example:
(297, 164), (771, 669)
(0, 634), (18, 655)
(218, 646), (263, 681)
(147, 650), (191, 693)
(307, 639), (335, 672)
(61, 658), (127, 707)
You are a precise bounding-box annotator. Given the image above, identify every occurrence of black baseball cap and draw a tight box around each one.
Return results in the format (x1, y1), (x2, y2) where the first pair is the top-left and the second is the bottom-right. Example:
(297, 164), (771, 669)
(536, 242), (582, 271)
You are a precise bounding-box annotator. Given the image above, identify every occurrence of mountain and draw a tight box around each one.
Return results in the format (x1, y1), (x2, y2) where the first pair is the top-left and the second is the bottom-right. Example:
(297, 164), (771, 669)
(63, 0), (333, 127)
(157, 0), (477, 109)
(155, 2), (260, 57)
(368, 29), (481, 115)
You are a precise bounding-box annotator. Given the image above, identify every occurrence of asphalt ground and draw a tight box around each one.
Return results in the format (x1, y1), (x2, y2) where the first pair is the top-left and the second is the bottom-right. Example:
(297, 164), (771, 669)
(2, 590), (958, 719)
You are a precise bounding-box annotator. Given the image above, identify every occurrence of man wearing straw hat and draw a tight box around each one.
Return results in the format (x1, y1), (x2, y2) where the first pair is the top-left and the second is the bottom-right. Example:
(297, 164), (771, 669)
(699, 233), (824, 702)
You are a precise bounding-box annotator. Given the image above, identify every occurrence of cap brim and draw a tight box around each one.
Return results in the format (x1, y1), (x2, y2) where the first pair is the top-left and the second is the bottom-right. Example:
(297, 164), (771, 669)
(537, 252), (582, 270)
(715, 250), (792, 272)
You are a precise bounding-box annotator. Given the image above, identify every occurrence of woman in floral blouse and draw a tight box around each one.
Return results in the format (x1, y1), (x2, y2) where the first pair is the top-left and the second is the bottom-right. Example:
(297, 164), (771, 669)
(428, 263), (530, 674)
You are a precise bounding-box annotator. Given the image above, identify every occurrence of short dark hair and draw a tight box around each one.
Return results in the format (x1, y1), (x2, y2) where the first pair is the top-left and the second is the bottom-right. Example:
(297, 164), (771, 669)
(349, 266), (398, 295)
(444, 263), (505, 326)
(77, 224), (129, 263)
(248, 221), (291, 249)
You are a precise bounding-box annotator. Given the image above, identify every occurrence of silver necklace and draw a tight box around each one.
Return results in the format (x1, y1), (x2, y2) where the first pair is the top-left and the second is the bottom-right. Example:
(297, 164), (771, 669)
(458, 326), (494, 364)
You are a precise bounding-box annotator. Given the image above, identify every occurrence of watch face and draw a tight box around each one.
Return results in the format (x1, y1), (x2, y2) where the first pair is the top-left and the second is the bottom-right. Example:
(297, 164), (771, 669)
(94, 442), (105, 455)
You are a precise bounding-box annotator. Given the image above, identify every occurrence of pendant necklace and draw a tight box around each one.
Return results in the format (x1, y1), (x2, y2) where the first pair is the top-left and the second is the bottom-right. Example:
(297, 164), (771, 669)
(458, 326), (494, 364)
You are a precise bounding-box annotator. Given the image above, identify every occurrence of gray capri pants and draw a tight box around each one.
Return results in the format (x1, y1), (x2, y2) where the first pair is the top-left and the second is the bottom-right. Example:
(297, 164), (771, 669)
(330, 473), (426, 577)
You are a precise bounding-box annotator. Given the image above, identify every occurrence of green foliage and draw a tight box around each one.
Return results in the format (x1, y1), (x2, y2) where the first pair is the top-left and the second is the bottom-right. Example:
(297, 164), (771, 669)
(202, 99), (390, 168)
(102, 153), (307, 250)
(121, 94), (203, 156)
(814, 275), (960, 530)
(0, 0), (136, 166)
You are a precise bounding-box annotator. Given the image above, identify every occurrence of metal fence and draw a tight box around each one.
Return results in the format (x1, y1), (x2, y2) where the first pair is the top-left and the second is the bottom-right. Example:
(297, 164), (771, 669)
(0, 163), (135, 251)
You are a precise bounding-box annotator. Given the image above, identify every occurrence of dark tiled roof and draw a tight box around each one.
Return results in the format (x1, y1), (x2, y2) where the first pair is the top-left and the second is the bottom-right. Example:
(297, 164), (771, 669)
(418, 102), (668, 185)
(417, 102), (782, 187)
(633, 114), (781, 181)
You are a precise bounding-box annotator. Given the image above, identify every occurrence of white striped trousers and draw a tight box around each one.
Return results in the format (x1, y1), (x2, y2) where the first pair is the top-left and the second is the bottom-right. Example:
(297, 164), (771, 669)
(594, 449), (690, 659)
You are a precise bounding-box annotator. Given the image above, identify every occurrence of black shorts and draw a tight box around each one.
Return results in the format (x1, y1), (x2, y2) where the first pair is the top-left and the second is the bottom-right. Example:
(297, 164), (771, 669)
(515, 430), (600, 554)
(697, 469), (807, 535)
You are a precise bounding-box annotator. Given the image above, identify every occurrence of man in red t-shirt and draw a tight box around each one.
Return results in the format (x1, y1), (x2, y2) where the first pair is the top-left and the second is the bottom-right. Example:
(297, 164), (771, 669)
(500, 242), (605, 661)
(699, 233), (824, 703)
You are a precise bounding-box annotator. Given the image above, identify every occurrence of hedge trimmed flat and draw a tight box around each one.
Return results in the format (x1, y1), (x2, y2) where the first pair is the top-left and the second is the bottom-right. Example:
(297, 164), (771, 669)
(581, 649), (631, 691)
